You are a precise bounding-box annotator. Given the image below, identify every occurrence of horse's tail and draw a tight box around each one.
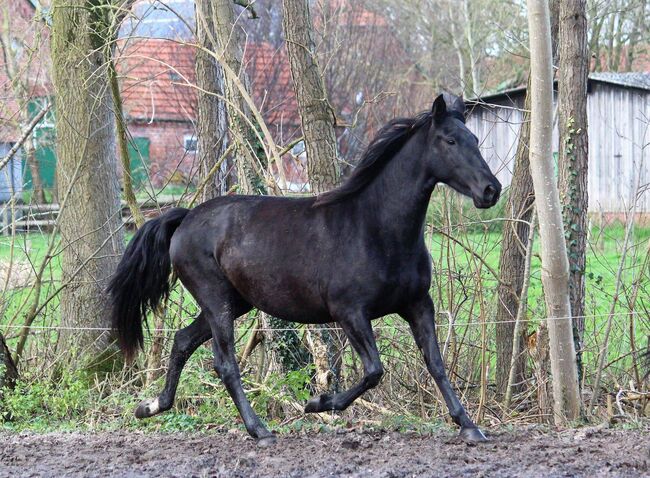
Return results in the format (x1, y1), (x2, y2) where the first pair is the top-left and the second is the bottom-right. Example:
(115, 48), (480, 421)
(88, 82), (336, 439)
(107, 207), (189, 361)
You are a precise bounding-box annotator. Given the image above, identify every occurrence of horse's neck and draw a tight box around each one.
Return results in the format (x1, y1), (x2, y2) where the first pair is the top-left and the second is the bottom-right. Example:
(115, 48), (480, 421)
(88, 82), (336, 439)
(357, 132), (435, 243)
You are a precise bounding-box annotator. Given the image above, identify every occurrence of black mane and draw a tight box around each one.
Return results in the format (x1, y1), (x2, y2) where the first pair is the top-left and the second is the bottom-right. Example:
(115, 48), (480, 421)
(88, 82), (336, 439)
(313, 111), (433, 207)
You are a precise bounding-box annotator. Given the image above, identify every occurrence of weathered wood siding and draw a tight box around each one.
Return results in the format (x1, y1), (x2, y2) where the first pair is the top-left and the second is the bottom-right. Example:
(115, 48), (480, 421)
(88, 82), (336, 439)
(467, 83), (650, 213)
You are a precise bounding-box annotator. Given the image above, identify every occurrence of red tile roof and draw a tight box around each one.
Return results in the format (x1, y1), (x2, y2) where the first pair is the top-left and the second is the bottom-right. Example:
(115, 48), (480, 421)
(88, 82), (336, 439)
(117, 38), (300, 136)
(117, 39), (197, 122)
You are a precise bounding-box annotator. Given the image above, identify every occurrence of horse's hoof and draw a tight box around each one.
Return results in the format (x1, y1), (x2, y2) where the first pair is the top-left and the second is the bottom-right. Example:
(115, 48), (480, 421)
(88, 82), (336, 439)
(304, 394), (332, 413)
(304, 396), (322, 413)
(459, 426), (488, 443)
(135, 398), (160, 419)
(256, 435), (277, 448)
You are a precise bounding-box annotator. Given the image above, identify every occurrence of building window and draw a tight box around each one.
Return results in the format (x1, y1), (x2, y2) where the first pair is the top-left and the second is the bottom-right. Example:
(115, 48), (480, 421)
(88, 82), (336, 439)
(184, 135), (198, 153)
(291, 140), (305, 156)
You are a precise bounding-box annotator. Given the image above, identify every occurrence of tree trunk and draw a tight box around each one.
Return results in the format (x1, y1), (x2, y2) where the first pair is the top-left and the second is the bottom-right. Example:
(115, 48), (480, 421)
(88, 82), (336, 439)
(51, 0), (124, 360)
(462, 0), (480, 95)
(109, 57), (144, 228)
(0, 332), (18, 392)
(283, 0), (341, 393)
(527, 0), (581, 425)
(530, 322), (552, 423)
(282, 0), (339, 192)
(195, 0), (229, 200)
(558, 0), (589, 380)
(495, 77), (535, 397)
(210, 0), (265, 195)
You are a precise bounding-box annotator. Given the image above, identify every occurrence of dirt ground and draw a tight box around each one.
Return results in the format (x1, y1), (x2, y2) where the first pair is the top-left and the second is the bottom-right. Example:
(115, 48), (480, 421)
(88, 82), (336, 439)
(0, 425), (648, 477)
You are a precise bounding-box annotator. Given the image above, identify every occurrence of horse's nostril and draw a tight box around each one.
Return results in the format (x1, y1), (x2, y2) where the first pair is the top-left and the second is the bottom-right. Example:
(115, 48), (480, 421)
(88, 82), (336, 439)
(484, 185), (497, 203)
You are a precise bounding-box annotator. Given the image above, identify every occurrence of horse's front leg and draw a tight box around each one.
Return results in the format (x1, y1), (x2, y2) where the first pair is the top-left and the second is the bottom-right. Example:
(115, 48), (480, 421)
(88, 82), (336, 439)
(401, 295), (487, 443)
(304, 313), (384, 413)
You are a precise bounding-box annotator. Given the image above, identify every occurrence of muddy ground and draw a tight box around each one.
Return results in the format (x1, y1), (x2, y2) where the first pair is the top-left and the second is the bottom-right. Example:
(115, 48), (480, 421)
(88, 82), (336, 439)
(0, 425), (648, 477)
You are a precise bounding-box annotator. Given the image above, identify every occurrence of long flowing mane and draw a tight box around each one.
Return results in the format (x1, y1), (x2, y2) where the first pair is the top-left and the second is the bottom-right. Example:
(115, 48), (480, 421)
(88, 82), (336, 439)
(313, 111), (432, 207)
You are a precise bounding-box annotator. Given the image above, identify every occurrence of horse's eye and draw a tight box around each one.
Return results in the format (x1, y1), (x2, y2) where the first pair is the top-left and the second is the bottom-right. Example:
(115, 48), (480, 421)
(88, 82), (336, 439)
(446, 139), (456, 145)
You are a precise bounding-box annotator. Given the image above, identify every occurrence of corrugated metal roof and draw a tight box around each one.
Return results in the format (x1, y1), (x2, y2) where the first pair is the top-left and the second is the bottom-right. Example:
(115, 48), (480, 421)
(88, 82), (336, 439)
(589, 72), (650, 90)
(470, 72), (650, 103)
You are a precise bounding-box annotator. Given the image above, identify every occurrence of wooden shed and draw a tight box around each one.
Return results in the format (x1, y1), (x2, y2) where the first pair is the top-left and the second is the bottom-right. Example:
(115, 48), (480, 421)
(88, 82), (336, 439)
(466, 72), (650, 214)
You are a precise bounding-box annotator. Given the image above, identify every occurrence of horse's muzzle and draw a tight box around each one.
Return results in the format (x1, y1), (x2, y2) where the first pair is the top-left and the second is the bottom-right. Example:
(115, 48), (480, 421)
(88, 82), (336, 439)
(474, 180), (501, 208)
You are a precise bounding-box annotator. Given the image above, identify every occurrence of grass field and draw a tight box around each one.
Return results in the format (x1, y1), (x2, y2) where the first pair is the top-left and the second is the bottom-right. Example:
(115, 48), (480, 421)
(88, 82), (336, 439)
(1, 204), (648, 433)
(1, 218), (649, 326)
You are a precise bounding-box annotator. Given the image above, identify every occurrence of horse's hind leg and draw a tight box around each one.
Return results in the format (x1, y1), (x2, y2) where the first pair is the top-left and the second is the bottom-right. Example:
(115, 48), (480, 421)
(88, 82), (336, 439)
(208, 306), (275, 444)
(401, 295), (487, 443)
(304, 313), (384, 413)
(135, 312), (212, 419)
(174, 254), (273, 443)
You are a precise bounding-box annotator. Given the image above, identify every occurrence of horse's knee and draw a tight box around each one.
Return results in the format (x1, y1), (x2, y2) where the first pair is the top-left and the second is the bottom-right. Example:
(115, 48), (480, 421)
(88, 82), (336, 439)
(364, 366), (384, 389)
(214, 361), (238, 383)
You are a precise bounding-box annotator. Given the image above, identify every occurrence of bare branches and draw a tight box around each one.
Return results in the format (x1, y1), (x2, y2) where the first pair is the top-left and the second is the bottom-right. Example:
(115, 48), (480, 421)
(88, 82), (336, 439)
(0, 104), (51, 173)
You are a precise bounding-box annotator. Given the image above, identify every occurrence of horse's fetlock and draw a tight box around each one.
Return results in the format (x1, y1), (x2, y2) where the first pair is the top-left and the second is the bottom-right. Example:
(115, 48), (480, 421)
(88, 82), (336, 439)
(365, 368), (384, 388)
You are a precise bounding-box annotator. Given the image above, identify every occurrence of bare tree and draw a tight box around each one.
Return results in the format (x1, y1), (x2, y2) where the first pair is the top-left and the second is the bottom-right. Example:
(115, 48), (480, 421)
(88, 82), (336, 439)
(377, 0), (528, 95)
(282, 0), (340, 392)
(315, 2), (415, 163)
(209, 0), (264, 195)
(588, 0), (649, 72)
(495, 0), (561, 401)
(282, 0), (339, 192)
(0, 1), (49, 203)
(558, 0), (590, 377)
(495, 78), (534, 397)
(195, 0), (229, 200)
(51, 0), (124, 359)
(527, 0), (581, 424)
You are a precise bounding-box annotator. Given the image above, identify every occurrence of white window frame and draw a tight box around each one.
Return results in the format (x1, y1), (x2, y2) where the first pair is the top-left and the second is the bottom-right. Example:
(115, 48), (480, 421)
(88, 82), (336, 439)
(183, 134), (198, 153)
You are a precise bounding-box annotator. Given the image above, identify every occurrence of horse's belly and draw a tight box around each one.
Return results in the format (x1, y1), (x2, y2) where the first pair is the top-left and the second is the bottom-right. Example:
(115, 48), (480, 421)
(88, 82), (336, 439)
(223, 263), (331, 324)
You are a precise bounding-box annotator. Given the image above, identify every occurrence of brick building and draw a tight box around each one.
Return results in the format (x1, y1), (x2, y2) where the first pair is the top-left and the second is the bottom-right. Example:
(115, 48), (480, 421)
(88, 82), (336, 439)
(1, 0), (406, 197)
(116, 37), (301, 188)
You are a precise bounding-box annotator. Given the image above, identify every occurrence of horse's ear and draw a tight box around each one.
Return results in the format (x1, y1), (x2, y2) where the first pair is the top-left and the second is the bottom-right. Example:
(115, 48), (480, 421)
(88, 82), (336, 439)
(450, 96), (466, 118)
(431, 94), (447, 123)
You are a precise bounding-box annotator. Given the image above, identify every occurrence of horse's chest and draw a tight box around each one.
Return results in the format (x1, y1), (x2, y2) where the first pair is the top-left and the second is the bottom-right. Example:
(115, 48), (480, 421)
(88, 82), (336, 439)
(376, 263), (426, 299)
(331, 253), (429, 312)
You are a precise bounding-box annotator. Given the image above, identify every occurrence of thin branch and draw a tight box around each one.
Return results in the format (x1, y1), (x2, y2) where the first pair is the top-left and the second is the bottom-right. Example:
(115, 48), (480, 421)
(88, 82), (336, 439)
(0, 104), (51, 172)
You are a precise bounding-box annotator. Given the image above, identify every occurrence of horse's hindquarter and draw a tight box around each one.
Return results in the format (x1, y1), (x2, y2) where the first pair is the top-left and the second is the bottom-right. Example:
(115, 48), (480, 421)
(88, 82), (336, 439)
(182, 196), (334, 322)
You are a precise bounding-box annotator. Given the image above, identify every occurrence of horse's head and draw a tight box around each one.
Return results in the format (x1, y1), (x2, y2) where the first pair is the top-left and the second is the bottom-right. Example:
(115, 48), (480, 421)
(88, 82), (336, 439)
(426, 94), (501, 209)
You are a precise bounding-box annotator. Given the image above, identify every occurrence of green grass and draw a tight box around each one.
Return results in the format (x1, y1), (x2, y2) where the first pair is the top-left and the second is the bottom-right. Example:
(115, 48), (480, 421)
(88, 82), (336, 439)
(2, 218), (647, 331)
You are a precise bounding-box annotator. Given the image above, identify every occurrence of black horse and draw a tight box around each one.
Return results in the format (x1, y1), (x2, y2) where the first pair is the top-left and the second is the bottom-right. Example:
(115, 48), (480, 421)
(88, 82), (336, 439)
(108, 94), (501, 445)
